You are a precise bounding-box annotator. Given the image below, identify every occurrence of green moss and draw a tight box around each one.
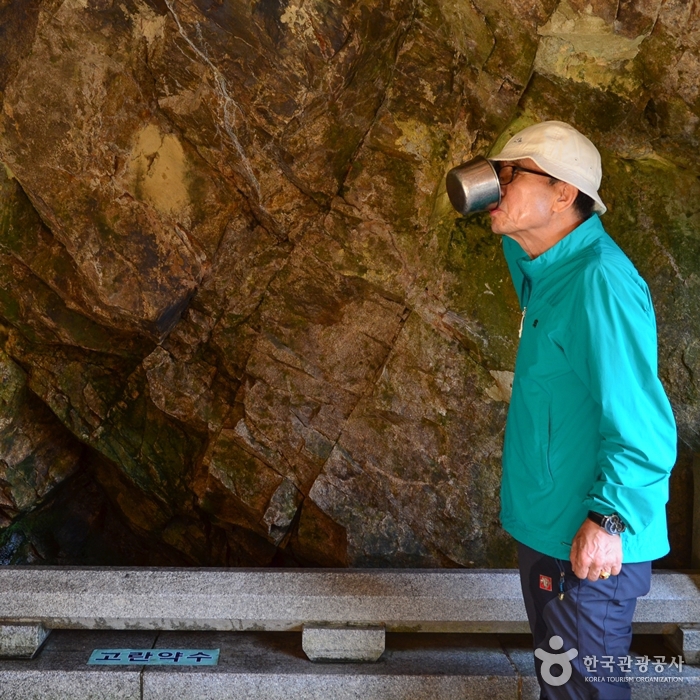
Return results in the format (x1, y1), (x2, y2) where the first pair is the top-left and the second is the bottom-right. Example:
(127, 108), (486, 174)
(521, 73), (636, 137)
(0, 170), (41, 255)
(602, 155), (700, 272)
(380, 153), (419, 230)
(598, 153), (700, 441)
(440, 212), (519, 369)
(636, 27), (681, 87)
(185, 168), (209, 228)
(0, 285), (21, 325)
(326, 115), (372, 189)
(93, 207), (122, 246)
(93, 368), (204, 506)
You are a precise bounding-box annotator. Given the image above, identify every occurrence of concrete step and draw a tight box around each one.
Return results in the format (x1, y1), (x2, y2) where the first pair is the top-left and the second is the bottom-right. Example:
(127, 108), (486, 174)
(0, 630), (698, 699)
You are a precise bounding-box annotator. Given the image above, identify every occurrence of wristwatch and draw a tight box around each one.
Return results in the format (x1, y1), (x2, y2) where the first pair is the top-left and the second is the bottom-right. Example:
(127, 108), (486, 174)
(587, 510), (626, 535)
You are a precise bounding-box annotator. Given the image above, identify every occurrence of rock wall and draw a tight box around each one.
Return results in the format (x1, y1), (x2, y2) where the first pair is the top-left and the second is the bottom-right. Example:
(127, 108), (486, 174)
(0, 0), (698, 567)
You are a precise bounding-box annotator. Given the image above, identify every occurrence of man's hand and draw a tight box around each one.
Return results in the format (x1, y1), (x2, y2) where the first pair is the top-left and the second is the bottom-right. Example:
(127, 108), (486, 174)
(570, 518), (622, 581)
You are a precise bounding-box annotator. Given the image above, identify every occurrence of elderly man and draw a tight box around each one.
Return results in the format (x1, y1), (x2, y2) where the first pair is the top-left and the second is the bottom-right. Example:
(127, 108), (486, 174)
(488, 121), (677, 699)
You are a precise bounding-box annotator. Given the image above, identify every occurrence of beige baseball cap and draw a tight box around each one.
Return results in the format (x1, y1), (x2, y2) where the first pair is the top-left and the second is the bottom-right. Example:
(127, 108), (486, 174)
(489, 121), (606, 215)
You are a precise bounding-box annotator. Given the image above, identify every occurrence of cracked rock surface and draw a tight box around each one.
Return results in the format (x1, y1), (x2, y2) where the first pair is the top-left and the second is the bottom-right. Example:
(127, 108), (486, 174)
(0, 0), (697, 567)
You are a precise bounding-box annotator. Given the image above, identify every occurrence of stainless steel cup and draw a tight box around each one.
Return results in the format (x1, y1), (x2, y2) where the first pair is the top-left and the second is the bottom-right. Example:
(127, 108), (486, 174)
(446, 156), (501, 215)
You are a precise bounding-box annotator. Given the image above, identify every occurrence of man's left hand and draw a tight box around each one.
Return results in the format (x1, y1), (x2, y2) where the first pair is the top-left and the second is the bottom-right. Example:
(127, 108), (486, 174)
(570, 518), (622, 581)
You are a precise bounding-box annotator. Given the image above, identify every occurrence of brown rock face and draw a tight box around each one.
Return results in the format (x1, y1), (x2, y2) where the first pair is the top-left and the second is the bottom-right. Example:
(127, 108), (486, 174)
(0, 0), (697, 567)
(0, 348), (82, 529)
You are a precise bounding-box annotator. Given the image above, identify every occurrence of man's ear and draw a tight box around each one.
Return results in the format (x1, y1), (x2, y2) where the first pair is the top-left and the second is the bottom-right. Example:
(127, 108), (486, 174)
(552, 181), (579, 213)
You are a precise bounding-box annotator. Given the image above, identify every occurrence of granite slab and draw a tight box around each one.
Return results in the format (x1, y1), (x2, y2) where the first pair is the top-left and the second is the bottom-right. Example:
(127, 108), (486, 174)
(0, 624), (50, 659)
(302, 624), (385, 662)
(1, 568), (699, 637)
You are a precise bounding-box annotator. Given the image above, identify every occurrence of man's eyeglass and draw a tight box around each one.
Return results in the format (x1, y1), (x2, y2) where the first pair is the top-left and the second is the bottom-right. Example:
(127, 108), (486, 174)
(496, 164), (555, 186)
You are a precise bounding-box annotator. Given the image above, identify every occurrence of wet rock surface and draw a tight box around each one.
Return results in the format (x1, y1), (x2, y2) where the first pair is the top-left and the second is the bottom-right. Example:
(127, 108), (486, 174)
(0, 0), (697, 568)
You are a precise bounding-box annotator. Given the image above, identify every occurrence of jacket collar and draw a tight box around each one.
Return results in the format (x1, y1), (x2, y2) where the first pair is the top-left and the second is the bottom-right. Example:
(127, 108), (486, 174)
(516, 214), (605, 283)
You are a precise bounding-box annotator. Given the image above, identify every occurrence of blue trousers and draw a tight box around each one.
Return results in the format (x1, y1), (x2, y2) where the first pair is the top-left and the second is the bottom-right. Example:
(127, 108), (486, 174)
(517, 541), (652, 699)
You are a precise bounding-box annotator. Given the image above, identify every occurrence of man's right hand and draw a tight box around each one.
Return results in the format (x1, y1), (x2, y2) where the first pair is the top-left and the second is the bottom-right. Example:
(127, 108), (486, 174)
(570, 518), (623, 581)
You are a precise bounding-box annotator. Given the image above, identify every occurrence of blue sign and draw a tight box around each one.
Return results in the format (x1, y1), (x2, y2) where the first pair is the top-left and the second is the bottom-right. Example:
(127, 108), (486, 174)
(88, 649), (219, 666)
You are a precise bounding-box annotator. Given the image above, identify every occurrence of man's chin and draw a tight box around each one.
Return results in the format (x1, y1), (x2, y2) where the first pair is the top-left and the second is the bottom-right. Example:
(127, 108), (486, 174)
(489, 219), (506, 235)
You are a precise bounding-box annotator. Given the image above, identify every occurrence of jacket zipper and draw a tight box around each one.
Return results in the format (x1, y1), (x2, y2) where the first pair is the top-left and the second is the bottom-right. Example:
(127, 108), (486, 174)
(519, 275), (532, 339)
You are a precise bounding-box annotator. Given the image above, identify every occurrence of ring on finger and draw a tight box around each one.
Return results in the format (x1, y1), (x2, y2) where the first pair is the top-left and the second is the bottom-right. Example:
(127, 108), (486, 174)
(599, 571), (611, 580)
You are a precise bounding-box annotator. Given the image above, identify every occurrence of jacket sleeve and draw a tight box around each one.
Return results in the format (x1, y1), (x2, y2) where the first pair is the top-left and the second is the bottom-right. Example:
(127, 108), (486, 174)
(563, 264), (677, 536)
(502, 236), (528, 309)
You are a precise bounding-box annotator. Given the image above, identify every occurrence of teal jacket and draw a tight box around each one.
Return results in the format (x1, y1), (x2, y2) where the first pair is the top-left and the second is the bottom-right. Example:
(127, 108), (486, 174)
(501, 215), (677, 562)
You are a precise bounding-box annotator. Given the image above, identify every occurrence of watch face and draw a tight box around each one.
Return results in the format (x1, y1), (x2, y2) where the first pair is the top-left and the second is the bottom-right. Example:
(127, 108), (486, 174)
(605, 515), (625, 534)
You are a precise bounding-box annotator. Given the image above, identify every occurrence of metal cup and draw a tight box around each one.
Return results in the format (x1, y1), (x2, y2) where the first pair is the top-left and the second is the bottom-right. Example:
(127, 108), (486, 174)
(446, 156), (501, 215)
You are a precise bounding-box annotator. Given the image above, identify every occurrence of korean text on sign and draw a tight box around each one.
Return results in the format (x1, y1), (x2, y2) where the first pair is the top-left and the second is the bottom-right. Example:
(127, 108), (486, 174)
(88, 649), (219, 666)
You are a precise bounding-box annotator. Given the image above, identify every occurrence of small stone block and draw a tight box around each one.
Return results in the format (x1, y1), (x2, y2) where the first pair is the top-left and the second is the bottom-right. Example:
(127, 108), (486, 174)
(0, 624), (51, 659)
(302, 625), (385, 663)
(670, 624), (700, 665)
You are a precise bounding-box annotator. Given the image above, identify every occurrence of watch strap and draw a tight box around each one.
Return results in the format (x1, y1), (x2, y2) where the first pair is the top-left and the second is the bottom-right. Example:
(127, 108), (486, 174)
(587, 510), (626, 535)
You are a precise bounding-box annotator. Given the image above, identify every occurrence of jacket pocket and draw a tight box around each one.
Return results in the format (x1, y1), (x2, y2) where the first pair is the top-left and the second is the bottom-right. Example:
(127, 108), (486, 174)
(508, 377), (553, 488)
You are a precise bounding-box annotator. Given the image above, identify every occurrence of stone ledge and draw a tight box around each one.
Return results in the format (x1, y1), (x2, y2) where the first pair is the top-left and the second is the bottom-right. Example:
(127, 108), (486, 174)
(1, 568), (698, 634)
